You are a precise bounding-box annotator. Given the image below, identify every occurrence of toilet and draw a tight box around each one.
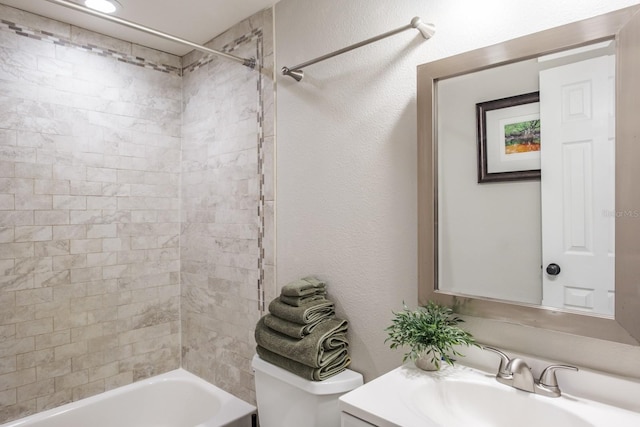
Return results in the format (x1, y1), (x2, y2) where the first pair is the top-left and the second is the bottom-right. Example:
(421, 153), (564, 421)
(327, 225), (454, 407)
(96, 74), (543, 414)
(252, 354), (363, 427)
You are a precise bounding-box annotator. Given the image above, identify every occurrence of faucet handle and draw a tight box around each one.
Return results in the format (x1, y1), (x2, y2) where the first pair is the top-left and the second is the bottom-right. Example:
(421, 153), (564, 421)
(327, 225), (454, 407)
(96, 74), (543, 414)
(482, 346), (511, 377)
(538, 364), (579, 388)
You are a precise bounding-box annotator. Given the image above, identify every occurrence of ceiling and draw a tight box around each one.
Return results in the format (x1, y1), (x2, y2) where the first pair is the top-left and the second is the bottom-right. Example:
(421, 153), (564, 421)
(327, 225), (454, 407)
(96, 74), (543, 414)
(0, 0), (276, 56)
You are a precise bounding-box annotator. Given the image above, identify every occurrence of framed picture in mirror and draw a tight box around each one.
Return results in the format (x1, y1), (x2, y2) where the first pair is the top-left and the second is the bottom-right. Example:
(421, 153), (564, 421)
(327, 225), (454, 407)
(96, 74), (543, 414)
(476, 91), (541, 183)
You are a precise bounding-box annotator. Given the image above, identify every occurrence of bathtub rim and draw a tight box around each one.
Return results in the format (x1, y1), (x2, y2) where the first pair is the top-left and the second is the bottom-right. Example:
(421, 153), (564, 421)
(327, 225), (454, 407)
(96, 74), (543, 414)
(0, 368), (256, 427)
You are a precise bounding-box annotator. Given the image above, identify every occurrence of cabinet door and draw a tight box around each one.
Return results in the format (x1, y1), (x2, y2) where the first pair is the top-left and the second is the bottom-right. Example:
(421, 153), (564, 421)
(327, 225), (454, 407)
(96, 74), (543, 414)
(341, 412), (377, 427)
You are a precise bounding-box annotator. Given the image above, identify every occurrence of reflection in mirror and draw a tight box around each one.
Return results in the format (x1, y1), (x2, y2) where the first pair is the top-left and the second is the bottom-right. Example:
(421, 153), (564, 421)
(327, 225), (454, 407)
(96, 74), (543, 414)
(417, 5), (640, 345)
(437, 41), (616, 317)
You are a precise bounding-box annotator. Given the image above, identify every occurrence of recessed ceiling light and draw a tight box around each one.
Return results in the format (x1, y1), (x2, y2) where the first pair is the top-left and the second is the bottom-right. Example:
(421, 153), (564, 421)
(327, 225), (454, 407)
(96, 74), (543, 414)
(84, 0), (121, 14)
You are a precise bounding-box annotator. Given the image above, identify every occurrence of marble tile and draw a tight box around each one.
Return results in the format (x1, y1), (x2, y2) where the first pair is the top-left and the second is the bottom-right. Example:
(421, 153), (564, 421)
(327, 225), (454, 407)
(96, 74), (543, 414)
(36, 270), (71, 289)
(262, 136), (274, 202)
(104, 371), (132, 391)
(180, 8), (274, 405)
(14, 195), (51, 211)
(14, 226), (52, 243)
(0, 3), (274, 421)
(72, 379), (104, 401)
(87, 225), (116, 239)
(131, 44), (181, 69)
(53, 370), (88, 391)
(0, 12), (181, 423)
(0, 368), (36, 391)
(70, 26), (131, 56)
(0, 5), (70, 38)
(51, 255), (85, 273)
(34, 211), (69, 226)
(36, 389), (71, 412)
(15, 318), (53, 339)
(0, 215), (34, 233)
(263, 201), (274, 266)
(0, 195), (15, 210)
(15, 287), (52, 306)
(0, 355), (17, 376)
(16, 349), (54, 371)
(0, 273), (34, 292)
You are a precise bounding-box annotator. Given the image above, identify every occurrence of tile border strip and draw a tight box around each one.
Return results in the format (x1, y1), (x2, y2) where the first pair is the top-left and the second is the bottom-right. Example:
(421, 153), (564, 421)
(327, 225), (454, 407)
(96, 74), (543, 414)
(0, 19), (182, 76)
(182, 28), (268, 313)
(255, 32), (266, 313)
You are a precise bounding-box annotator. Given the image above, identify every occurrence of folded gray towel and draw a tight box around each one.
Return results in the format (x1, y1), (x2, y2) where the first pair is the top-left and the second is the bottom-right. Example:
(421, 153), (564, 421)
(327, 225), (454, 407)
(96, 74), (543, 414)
(263, 314), (330, 339)
(280, 292), (326, 307)
(323, 333), (348, 350)
(268, 298), (334, 325)
(256, 346), (351, 381)
(281, 277), (326, 297)
(255, 317), (348, 368)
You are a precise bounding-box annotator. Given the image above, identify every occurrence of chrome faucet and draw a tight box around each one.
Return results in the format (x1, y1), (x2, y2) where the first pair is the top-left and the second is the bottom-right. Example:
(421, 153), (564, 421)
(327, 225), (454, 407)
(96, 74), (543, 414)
(483, 346), (578, 397)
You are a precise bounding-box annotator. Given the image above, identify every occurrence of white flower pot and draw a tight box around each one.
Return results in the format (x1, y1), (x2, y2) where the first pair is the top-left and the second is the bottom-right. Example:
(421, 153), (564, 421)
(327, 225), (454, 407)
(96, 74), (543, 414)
(415, 353), (440, 371)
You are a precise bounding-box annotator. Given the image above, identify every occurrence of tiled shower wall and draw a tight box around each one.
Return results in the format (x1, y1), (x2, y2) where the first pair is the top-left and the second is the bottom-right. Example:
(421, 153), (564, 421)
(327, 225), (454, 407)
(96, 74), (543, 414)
(0, 5), (182, 423)
(180, 8), (275, 404)
(0, 3), (275, 424)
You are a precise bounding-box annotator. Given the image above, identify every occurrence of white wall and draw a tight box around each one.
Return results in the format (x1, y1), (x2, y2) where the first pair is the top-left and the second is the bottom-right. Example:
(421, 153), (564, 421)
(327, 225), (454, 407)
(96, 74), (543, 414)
(275, 0), (640, 382)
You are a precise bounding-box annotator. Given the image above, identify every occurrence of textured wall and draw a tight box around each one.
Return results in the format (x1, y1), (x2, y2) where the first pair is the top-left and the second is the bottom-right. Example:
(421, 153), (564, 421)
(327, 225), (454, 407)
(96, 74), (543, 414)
(180, 8), (275, 404)
(0, 5), (182, 423)
(275, 0), (640, 383)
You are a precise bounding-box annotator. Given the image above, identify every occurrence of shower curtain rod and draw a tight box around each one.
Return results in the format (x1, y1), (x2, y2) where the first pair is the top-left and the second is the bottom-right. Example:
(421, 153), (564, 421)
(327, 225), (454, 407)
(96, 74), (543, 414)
(282, 16), (435, 82)
(43, 0), (256, 69)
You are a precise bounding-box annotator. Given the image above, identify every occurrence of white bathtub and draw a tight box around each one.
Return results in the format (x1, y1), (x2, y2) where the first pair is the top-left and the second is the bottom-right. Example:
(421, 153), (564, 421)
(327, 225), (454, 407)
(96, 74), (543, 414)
(1, 369), (256, 427)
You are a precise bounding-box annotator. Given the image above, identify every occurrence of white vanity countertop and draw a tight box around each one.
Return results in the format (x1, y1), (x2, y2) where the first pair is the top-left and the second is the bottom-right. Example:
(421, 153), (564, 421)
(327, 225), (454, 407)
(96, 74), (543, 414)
(339, 363), (444, 427)
(339, 356), (640, 427)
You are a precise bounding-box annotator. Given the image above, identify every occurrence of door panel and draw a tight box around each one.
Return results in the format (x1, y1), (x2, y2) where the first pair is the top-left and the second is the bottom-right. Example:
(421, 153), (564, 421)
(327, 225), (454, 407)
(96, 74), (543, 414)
(540, 53), (615, 315)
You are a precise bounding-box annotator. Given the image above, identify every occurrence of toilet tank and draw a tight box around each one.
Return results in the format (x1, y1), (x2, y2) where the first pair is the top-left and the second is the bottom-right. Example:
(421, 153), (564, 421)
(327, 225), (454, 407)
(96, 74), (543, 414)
(251, 355), (363, 427)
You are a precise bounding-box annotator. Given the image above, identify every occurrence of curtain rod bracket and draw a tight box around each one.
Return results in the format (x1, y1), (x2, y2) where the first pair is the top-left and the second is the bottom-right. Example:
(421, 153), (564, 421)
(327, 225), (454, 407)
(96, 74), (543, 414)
(282, 67), (304, 81)
(245, 57), (258, 69)
(282, 16), (435, 82)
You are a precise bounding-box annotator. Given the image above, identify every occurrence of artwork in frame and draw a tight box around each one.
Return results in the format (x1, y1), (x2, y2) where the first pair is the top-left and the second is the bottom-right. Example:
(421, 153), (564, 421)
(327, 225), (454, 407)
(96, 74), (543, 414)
(476, 92), (541, 183)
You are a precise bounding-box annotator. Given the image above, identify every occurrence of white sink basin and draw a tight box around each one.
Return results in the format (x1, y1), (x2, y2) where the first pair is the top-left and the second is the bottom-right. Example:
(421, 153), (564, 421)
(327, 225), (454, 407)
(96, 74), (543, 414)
(340, 363), (640, 427)
(410, 378), (592, 427)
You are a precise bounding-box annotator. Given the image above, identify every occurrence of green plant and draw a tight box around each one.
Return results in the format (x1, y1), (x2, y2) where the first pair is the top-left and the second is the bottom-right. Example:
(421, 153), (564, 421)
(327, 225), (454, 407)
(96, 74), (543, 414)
(385, 301), (478, 369)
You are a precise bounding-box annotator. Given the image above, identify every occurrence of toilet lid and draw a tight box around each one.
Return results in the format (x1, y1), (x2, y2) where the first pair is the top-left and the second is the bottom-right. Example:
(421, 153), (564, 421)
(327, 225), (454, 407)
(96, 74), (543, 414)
(251, 354), (363, 395)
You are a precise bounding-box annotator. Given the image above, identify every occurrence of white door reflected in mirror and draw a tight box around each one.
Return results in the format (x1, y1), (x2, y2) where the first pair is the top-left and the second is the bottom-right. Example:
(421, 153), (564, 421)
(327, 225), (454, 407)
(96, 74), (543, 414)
(540, 52), (615, 316)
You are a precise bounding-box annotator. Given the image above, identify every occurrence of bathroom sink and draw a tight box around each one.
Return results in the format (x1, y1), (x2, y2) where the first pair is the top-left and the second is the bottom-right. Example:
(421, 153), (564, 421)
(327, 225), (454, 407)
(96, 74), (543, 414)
(410, 378), (592, 427)
(340, 363), (640, 427)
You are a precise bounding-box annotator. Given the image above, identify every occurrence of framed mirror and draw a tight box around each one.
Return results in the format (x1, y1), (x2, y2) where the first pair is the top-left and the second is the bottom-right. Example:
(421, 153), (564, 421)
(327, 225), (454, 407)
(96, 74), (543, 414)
(418, 5), (640, 345)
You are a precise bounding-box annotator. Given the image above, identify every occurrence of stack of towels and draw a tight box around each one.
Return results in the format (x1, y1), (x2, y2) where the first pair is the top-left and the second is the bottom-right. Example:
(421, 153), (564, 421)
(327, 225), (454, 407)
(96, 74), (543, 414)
(254, 276), (351, 381)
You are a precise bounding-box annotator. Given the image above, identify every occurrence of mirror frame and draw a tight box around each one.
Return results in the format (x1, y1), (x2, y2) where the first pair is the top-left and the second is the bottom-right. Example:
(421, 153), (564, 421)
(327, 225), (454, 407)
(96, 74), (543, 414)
(418, 5), (640, 345)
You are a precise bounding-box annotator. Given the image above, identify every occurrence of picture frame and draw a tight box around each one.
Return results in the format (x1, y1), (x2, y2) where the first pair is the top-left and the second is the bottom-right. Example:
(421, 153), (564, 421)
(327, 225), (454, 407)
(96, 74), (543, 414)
(476, 92), (541, 183)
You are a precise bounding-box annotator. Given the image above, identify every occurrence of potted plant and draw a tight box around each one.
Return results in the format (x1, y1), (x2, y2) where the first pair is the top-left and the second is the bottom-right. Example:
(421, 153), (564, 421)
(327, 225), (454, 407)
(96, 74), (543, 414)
(385, 301), (478, 370)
